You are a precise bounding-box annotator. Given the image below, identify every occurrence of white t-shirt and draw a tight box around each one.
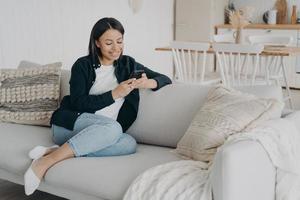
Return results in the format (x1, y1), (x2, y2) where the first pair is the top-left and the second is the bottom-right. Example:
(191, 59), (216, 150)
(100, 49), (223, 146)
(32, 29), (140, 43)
(89, 65), (125, 120)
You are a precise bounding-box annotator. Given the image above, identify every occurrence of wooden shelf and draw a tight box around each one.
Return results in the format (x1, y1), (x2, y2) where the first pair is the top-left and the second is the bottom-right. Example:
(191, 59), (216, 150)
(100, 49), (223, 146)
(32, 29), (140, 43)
(215, 24), (300, 30)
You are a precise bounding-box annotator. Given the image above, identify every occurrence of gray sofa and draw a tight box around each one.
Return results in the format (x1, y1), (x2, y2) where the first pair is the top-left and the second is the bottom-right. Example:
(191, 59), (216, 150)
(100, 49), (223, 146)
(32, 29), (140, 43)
(0, 70), (281, 200)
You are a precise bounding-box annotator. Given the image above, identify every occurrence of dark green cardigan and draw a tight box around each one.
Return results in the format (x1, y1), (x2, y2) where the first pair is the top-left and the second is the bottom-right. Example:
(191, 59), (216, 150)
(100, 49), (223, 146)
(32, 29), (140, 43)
(50, 54), (172, 132)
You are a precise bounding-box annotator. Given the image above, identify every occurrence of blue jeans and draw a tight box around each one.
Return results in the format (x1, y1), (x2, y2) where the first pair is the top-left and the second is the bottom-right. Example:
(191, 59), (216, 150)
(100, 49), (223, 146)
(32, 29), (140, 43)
(51, 113), (137, 157)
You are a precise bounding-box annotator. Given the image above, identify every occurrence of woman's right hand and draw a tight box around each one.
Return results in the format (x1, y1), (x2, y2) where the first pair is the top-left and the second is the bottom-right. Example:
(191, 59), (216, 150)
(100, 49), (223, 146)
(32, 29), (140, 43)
(112, 78), (136, 100)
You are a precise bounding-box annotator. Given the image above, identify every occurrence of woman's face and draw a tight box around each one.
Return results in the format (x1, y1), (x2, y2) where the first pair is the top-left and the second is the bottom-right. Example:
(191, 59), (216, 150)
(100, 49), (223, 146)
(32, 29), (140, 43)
(96, 29), (123, 65)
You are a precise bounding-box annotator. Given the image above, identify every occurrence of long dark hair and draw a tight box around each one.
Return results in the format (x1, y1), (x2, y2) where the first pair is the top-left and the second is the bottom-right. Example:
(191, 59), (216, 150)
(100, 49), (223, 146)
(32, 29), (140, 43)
(88, 17), (125, 64)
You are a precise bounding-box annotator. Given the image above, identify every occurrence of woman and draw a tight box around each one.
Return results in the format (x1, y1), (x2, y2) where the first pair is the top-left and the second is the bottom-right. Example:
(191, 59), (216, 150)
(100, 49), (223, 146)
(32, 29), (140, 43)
(24, 17), (172, 195)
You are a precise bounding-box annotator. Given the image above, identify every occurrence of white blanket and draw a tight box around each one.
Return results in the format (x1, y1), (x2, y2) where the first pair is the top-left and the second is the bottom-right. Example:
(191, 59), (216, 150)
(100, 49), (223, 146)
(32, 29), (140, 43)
(124, 117), (300, 200)
(123, 160), (212, 200)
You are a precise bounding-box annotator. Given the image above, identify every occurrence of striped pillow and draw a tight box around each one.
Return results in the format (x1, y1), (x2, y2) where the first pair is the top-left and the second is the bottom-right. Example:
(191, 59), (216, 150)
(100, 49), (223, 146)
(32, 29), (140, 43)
(0, 62), (62, 126)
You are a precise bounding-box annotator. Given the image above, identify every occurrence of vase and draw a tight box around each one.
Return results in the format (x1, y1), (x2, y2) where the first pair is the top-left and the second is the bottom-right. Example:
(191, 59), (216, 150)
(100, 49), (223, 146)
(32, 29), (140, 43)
(234, 28), (243, 44)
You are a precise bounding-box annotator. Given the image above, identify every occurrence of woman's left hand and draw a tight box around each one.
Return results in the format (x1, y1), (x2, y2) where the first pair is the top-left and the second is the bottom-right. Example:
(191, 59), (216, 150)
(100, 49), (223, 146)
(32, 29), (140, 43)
(132, 73), (157, 89)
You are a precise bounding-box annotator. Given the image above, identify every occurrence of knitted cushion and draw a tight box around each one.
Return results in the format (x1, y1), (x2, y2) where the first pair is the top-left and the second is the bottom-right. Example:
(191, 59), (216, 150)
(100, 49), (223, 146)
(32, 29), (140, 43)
(0, 62), (62, 126)
(175, 86), (284, 162)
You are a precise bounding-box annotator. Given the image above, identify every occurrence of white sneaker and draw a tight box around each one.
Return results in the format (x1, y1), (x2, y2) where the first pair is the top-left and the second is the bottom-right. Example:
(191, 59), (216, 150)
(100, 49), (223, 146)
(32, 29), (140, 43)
(28, 145), (59, 160)
(24, 159), (41, 195)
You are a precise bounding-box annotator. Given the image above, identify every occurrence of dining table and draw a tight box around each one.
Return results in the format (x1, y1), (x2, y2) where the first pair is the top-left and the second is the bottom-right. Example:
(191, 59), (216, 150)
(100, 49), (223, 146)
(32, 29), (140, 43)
(155, 44), (300, 109)
(155, 45), (300, 56)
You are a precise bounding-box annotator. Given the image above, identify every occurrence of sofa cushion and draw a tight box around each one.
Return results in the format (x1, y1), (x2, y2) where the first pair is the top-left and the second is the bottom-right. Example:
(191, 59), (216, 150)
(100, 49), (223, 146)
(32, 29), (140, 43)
(46, 145), (180, 200)
(0, 63), (62, 126)
(175, 86), (284, 162)
(127, 84), (212, 147)
(0, 123), (54, 174)
(0, 122), (180, 199)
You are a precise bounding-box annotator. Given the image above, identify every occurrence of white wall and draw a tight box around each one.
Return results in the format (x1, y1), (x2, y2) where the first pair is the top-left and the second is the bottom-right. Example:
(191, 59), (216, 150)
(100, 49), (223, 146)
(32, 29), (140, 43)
(231, 0), (300, 23)
(0, 0), (174, 76)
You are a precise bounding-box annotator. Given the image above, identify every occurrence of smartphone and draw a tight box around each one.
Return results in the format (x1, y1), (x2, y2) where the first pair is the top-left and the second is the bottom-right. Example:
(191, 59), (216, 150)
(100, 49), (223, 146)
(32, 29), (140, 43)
(129, 69), (145, 79)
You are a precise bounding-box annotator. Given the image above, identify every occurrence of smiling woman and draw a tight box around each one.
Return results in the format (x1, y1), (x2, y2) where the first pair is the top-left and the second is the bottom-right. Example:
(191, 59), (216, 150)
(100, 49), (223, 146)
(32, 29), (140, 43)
(23, 17), (172, 196)
(88, 18), (125, 67)
(95, 29), (124, 65)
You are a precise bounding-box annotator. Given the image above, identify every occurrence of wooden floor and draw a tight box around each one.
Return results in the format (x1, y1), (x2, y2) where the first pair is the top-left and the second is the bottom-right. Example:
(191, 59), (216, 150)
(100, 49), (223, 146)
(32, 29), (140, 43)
(0, 179), (66, 200)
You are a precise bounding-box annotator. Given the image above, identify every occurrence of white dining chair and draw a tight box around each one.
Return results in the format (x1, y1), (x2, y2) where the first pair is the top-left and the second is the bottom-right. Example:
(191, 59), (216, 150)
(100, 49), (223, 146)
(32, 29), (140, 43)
(170, 41), (221, 85)
(212, 43), (264, 87)
(247, 35), (293, 85)
(247, 35), (293, 108)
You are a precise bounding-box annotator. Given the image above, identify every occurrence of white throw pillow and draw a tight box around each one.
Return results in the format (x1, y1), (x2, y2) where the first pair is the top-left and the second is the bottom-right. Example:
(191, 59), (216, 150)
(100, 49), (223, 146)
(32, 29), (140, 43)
(176, 86), (284, 162)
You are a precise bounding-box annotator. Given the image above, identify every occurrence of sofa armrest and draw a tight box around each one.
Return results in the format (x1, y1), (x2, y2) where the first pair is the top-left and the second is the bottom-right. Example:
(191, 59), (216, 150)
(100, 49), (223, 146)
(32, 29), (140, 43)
(211, 140), (275, 200)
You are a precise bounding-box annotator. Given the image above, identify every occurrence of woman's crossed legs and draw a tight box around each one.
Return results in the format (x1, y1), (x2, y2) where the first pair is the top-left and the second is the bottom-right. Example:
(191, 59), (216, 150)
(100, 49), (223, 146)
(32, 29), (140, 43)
(24, 113), (136, 195)
(52, 113), (137, 157)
